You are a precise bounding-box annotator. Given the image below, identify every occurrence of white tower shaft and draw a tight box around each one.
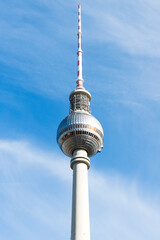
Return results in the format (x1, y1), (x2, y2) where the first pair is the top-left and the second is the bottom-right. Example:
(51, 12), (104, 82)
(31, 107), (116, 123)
(71, 149), (90, 240)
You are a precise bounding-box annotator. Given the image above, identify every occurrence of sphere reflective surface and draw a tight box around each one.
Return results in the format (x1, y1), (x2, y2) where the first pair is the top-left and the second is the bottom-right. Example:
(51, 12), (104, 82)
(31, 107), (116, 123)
(57, 112), (104, 157)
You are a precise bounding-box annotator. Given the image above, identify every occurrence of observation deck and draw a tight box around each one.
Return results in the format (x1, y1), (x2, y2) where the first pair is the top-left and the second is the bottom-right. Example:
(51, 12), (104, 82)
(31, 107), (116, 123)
(57, 112), (103, 157)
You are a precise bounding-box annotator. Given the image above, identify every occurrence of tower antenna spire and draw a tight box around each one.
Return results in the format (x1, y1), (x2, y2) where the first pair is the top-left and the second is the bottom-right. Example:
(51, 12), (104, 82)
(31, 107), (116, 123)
(77, 4), (84, 88)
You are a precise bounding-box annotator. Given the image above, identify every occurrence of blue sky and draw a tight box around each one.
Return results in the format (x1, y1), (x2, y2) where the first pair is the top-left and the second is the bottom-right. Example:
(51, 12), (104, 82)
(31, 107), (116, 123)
(0, 0), (160, 239)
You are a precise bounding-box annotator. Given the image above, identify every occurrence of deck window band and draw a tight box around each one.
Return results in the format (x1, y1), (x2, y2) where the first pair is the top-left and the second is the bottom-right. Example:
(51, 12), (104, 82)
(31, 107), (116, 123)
(60, 130), (101, 144)
(58, 124), (103, 140)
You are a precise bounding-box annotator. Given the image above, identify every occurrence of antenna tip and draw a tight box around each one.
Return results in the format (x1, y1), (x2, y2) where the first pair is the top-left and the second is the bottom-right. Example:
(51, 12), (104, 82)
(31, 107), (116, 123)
(78, 4), (81, 9)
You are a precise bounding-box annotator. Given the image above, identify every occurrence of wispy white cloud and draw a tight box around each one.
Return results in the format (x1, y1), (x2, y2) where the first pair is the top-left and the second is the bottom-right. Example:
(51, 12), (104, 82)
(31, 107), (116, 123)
(89, 171), (160, 240)
(83, 0), (160, 57)
(0, 139), (71, 240)
(0, 139), (70, 181)
(0, 139), (160, 240)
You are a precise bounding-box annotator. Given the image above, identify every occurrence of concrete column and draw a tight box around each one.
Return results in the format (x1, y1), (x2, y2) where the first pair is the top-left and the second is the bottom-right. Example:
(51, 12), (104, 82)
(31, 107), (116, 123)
(70, 149), (90, 240)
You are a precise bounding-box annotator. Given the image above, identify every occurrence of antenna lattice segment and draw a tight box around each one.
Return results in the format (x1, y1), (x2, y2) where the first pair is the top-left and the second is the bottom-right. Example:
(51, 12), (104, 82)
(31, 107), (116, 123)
(77, 4), (84, 88)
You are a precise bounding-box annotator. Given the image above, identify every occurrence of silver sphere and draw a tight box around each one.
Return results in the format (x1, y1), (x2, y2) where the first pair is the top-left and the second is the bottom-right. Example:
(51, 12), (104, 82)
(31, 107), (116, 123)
(57, 112), (104, 157)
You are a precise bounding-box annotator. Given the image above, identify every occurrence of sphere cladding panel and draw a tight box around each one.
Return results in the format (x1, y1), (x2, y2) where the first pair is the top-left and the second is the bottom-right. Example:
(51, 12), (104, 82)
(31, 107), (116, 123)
(57, 113), (103, 134)
(57, 112), (104, 157)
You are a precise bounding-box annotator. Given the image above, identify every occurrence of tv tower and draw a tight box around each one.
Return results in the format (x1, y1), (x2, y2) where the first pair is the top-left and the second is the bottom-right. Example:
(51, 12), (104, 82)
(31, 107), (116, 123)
(57, 4), (104, 240)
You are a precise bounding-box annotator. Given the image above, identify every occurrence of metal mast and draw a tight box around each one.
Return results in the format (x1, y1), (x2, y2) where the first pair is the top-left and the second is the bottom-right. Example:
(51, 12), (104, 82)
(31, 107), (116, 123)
(77, 4), (83, 88)
(57, 4), (104, 240)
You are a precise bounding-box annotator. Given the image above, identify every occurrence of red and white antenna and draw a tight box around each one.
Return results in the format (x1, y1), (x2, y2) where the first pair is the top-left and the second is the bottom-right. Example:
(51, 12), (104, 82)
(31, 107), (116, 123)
(76, 4), (84, 88)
